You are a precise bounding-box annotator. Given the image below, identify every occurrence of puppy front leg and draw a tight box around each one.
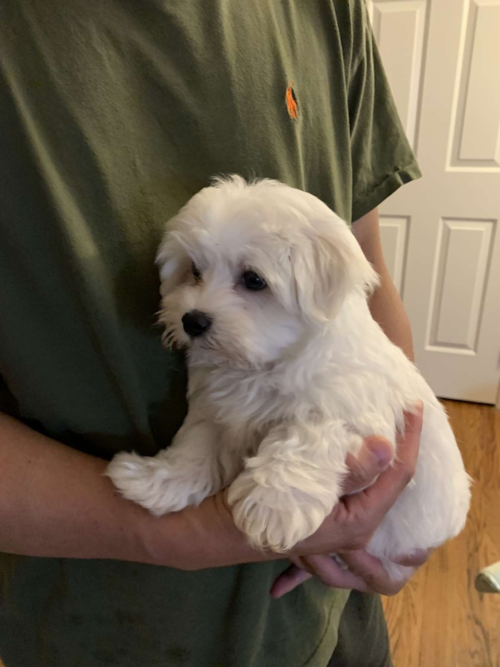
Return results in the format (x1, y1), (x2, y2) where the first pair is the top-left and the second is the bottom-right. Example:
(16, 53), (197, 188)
(107, 419), (223, 516)
(227, 421), (362, 552)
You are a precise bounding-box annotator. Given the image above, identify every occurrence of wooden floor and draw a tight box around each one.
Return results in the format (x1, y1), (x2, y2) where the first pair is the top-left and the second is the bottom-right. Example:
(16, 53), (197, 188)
(383, 399), (500, 667)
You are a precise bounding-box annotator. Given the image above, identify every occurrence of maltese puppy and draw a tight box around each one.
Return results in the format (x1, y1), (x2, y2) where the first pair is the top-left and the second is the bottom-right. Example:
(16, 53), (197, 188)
(108, 176), (471, 581)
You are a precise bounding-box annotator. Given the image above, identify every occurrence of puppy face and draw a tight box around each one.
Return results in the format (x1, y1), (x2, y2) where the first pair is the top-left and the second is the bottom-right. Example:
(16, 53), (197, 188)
(156, 176), (378, 367)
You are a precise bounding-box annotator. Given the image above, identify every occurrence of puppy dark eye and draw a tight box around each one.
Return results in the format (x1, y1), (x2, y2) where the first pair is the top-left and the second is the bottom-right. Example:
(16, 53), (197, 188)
(241, 270), (267, 291)
(192, 263), (201, 281)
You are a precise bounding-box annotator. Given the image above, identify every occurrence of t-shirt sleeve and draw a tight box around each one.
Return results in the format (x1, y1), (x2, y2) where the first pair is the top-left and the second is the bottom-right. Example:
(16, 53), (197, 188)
(348, 0), (421, 222)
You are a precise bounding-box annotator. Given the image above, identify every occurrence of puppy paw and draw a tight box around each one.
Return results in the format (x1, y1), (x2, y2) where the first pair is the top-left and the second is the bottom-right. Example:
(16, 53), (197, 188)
(227, 470), (327, 552)
(106, 452), (196, 516)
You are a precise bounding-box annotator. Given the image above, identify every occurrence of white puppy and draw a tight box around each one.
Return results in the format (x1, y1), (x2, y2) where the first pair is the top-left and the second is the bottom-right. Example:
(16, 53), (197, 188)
(107, 175), (471, 581)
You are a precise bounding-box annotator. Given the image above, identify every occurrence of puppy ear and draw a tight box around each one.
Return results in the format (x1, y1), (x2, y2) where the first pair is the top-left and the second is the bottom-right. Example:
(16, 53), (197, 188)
(292, 215), (379, 322)
(155, 229), (190, 297)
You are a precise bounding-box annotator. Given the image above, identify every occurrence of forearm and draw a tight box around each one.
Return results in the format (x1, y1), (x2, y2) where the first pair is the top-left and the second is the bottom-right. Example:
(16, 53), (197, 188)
(0, 412), (264, 570)
(368, 265), (414, 360)
(352, 208), (414, 361)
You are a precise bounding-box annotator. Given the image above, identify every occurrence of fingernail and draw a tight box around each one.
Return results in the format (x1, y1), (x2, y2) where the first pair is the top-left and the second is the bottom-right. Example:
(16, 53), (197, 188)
(366, 440), (393, 468)
(392, 549), (429, 566)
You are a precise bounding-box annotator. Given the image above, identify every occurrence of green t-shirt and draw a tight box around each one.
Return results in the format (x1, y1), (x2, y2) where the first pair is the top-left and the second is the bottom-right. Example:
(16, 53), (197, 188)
(0, 1), (420, 665)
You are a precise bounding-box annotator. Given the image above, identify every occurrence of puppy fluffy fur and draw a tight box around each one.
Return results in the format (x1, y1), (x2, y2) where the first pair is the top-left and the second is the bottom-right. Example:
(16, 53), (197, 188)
(107, 175), (471, 581)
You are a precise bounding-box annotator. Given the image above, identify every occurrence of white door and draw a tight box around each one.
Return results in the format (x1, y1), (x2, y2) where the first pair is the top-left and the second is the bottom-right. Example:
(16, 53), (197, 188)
(367, 0), (500, 405)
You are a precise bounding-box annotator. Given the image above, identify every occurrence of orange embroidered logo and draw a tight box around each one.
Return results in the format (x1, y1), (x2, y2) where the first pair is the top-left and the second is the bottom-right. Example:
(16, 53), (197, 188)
(286, 81), (299, 120)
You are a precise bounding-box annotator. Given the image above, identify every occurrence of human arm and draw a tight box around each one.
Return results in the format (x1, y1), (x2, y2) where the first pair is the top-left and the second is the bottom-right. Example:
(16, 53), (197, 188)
(0, 407), (417, 571)
(352, 207), (414, 360)
(0, 410), (256, 570)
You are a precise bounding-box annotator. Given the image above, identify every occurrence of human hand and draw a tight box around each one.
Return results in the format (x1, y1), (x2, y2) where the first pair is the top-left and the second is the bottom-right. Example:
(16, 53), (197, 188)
(271, 547), (431, 598)
(272, 405), (425, 597)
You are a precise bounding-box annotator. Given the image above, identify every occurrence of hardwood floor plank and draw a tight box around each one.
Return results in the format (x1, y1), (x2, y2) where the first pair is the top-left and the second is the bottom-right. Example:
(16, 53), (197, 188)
(383, 401), (500, 667)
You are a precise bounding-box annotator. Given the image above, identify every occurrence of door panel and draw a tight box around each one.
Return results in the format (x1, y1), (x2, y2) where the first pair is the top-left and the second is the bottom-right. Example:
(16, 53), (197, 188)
(367, 0), (500, 403)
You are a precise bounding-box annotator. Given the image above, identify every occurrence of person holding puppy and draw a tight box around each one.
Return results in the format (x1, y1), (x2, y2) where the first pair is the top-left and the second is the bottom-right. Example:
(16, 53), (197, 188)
(0, 1), (426, 666)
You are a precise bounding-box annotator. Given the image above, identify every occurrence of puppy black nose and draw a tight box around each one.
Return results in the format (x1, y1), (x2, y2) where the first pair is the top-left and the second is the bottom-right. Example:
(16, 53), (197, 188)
(182, 310), (212, 337)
